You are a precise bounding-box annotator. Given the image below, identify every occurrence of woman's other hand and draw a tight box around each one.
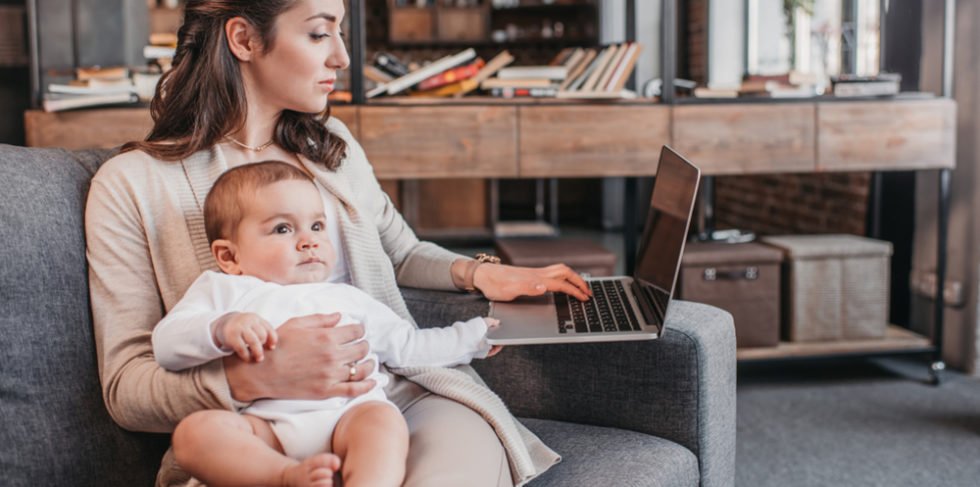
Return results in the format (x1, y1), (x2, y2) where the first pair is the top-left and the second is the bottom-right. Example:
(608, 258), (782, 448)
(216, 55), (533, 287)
(473, 263), (592, 302)
(223, 313), (375, 403)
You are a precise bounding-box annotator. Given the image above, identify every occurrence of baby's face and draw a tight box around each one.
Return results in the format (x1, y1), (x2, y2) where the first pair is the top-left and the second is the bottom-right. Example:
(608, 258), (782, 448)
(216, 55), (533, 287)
(231, 179), (336, 285)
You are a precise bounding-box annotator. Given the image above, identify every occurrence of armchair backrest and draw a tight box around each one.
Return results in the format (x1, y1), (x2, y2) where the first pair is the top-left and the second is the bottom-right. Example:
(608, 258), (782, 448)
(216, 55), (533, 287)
(0, 145), (167, 486)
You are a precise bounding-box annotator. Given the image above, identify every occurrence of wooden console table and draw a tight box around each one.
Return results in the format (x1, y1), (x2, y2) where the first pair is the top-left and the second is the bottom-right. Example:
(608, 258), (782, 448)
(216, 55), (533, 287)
(26, 97), (955, 177)
(24, 97), (956, 378)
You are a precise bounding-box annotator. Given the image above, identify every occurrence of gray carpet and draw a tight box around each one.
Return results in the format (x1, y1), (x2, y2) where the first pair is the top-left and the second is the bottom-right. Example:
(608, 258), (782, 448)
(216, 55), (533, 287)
(736, 358), (980, 487)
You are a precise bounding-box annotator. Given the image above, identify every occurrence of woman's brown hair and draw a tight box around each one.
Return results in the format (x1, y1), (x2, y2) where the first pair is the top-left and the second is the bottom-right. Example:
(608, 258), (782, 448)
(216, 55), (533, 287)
(122, 0), (347, 170)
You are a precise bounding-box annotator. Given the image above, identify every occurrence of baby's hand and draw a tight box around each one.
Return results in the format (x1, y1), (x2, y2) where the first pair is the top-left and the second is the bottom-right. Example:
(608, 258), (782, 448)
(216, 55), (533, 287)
(212, 312), (278, 362)
(484, 317), (503, 358)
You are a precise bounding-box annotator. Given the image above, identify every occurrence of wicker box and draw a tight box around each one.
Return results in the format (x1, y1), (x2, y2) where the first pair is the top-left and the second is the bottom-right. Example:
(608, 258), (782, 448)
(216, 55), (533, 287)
(679, 242), (783, 348)
(494, 238), (616, 278)
(761, 234), (892, 342)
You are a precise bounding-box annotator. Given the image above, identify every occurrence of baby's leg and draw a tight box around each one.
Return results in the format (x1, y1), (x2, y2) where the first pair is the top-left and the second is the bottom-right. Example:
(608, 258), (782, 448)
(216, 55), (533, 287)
(331, 401), (409, 487)
(173, 410), (340, 487)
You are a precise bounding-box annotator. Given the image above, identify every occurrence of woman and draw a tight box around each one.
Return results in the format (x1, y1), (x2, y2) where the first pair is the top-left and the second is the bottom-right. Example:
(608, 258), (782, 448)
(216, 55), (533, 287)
(85, 1), (590, 486)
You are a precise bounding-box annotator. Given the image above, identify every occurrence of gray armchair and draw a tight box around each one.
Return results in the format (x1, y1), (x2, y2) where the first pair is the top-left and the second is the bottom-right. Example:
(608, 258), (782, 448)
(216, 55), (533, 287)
(0, 145), (735, 486)
(403, 289), (736, 486)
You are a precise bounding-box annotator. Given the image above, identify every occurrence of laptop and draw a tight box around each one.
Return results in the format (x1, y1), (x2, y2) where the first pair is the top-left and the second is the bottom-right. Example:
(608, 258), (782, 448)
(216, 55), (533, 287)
(486, 145), (701, 345)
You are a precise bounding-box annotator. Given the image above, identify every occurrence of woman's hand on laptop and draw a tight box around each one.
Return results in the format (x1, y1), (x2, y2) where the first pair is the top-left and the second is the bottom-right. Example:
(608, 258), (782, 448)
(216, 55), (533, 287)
(473, 263), (592, 302)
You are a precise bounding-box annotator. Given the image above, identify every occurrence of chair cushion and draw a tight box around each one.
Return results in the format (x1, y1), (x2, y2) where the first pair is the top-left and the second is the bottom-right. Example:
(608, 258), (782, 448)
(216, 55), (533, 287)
(522, 418), (699, 487)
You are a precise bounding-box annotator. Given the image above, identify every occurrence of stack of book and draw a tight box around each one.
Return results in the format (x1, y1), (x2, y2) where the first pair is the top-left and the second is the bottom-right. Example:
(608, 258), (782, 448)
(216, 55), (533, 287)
(42, 66), (139, 112)
(736, 73), (819, 99)
(143, 32), (177, 73)
(366, 43), (643, 100)
(691, 72), (821, 100)
(368, 48), (513, 99)
(831, 73), (901, 97)
(482, 43), (643, 99)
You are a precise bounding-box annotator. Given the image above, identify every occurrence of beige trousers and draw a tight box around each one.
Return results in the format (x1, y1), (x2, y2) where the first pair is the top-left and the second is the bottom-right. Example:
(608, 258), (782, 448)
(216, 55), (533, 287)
(160, 374), (514, 487)
(388, 374), (514, 487)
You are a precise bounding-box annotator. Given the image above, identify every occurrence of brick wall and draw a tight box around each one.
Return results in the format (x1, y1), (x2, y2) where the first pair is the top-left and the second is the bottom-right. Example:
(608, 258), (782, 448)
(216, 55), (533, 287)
(714, 173), (871, 236)
(686, 0), (707, 84)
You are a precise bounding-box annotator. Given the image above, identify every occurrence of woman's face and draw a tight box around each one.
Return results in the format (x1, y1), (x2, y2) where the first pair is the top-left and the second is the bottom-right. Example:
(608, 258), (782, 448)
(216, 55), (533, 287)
(247, 0), (350, 114)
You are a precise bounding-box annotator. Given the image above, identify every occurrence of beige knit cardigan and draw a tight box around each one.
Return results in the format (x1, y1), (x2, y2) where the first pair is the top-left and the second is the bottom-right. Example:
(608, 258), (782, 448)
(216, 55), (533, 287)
(85, 118), (558, 486)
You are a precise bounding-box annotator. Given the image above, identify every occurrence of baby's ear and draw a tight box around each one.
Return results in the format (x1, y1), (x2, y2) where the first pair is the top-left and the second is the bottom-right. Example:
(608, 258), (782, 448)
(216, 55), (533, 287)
(211, 239), (242, 275)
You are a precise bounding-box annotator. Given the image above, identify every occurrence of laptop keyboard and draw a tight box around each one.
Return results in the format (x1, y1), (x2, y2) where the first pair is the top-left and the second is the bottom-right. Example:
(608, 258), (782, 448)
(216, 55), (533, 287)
(554, 280), (640, 333)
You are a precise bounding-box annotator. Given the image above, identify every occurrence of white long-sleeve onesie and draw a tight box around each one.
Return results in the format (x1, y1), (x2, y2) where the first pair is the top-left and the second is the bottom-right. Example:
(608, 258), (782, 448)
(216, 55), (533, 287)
(152, 271), (490, 458)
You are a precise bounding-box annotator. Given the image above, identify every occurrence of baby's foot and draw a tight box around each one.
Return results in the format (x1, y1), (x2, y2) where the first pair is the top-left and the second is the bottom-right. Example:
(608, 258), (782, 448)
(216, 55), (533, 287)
(485, 317), (500, 329)
(282, 453), (340, 487)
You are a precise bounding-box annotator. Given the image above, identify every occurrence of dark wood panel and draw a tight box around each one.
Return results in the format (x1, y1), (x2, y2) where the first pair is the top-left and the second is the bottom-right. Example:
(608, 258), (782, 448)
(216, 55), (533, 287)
(24, 106), (359, 150)
(330, 105), (358, 138)
(519, 105), (670, 177)
(378, 179), (400, 211)
(416, 179), (488, 230)
(673, 103), (816, 175)
(359, 105), (518, 179)
(25, 108), (153, 149)
(817, 99), (956, 171)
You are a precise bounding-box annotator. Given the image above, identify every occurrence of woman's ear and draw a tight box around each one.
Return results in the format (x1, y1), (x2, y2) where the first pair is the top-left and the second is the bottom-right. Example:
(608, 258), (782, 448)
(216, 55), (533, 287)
(225, 17), (258, 62)
(211, 239), (243, 275)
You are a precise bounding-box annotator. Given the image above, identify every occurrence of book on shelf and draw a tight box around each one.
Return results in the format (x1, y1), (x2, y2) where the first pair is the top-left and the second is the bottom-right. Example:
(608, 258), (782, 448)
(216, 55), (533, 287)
(47, 82), (136, 96)
(442, 50), (513, 98)
(559, 48), (596, 90)
(480, 77), (554, 89)
(605, 42), (642, 92)
(75, 66), (129, 81)
(578, 44), (617, 91)
(692, 86), (740, 98)
(549, 47), (576, 66)
(373, 51), (411, 78)
(833, 82), (900, 97)
(741, 85), (817, 99)
(417, 58), (485, 91)
(363, 65), (394, 84)
(737, 73), (817, 99)
(550, 42), (642, 99)
(42, 92), (139, 112)
(595, 43), (628, 91)
(374, 48), (478, 97)
(470, 50), (514, 83)
(555, 89), (636, 100)
(148, 32), (177, 47)
(144, 45), (176, 59)
(489, 86), (559, 99)
(410, 79), (479, 97)
(496, 65), (567, 81)
(831, 73), (901, 97)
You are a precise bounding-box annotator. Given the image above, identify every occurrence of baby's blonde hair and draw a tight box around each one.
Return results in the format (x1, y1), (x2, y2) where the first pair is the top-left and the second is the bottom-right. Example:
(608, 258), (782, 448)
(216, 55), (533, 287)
(204, 160), (314, 244)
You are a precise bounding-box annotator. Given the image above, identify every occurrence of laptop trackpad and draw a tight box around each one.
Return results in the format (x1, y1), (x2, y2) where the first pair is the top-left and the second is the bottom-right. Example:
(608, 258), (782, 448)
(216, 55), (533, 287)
(487, 294), (560, 342)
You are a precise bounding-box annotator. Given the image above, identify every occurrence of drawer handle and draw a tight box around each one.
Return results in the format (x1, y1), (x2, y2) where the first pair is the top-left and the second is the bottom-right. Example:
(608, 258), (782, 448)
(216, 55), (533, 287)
(703, 267), (759, 281)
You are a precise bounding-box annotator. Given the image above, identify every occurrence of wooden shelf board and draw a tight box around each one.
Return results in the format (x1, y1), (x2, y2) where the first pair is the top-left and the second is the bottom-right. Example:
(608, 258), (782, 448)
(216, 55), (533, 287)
(736, 325), (932, 361)
(367, 96), (656, 106)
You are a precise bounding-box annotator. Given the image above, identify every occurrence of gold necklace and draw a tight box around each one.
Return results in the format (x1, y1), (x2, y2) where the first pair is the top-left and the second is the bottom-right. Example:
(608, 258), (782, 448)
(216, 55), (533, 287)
(224, 136), (275, 152)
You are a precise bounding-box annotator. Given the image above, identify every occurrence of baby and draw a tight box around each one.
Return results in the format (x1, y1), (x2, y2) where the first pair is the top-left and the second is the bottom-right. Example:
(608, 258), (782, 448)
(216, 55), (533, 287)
(151, 160), (498, 487)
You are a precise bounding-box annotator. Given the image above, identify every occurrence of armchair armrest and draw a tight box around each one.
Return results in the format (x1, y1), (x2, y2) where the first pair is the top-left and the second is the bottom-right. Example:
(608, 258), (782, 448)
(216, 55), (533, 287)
(402, 288), (736, 487)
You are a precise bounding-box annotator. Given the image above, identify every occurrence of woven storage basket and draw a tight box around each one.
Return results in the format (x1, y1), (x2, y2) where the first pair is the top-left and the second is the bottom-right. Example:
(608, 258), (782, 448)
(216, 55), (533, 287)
(761, 234), (892, 342)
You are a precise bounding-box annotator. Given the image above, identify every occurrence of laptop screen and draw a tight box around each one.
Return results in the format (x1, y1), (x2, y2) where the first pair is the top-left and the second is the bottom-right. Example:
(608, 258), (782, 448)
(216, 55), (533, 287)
(632, 146), (701, 323)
